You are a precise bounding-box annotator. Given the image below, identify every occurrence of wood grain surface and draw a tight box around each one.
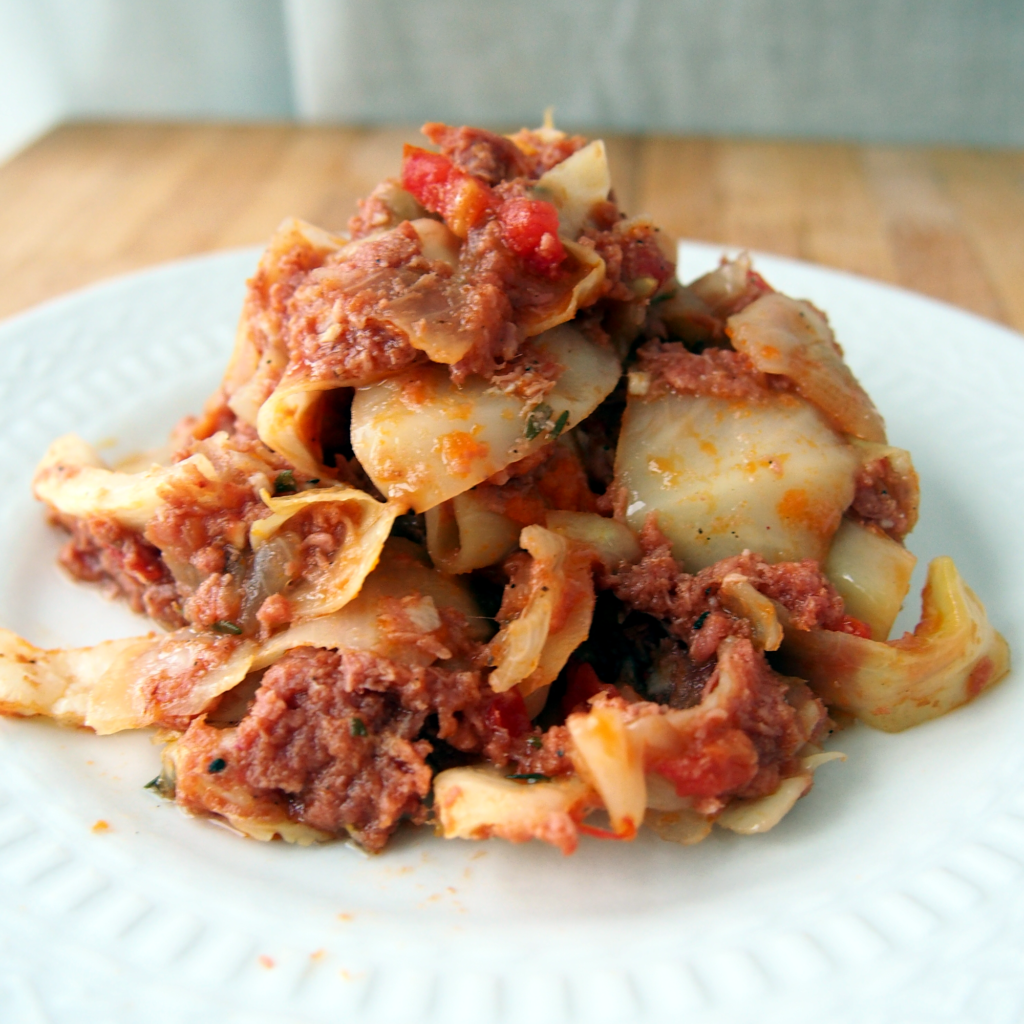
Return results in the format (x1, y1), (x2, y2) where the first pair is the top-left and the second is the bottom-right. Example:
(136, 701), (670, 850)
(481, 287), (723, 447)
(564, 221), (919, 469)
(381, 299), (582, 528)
(0, 122), (1021, 332)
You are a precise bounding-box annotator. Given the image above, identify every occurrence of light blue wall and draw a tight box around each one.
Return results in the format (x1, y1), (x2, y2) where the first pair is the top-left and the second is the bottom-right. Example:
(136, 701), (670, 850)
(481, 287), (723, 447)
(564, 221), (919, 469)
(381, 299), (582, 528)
(0, 0), (292, 159)
(1, 0), (1021, 162)
(287, 0), (1024, 147)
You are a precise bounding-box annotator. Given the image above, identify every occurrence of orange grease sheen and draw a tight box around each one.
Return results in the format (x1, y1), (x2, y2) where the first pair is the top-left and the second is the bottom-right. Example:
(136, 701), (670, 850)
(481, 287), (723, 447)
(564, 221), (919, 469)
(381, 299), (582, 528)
(400, 375), (432, 409)
(967, 656), (995, 698)
(776, 487), (839, 536)
(438, 432), (490, 476)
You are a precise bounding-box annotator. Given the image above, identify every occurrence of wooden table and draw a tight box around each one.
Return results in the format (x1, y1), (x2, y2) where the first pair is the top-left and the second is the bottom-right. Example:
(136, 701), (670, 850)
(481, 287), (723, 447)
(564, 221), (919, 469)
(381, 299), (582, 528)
(1, 122), (1022, 333)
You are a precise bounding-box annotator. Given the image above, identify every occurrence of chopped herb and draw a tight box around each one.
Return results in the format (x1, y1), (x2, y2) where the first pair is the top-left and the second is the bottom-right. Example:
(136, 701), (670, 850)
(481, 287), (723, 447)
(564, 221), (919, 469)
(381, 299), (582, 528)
(506, 773), (550, 784)
(212, 620), (243, 635)
(350, 717), (368, 737)
(551, 409), (569, 437)
(308, 478), (320, 485)
(527, 736), (543, 749)
(693, 611), (709, 630)
(207, 758), (227, 774)
(144, 775), (169, 794)
(650, 289), (678, 305)
(274, 470), (297, 495)
(524, 402), (553, 440)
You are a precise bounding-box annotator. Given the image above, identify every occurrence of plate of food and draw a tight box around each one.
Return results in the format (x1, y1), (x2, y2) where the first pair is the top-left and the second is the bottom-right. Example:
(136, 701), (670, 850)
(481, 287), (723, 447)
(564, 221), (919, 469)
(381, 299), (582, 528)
(0, 122), (1020, 1024)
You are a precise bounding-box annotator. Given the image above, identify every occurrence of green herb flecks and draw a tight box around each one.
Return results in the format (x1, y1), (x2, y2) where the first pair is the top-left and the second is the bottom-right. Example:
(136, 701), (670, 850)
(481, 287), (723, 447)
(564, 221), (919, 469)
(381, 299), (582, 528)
(274, 470), (297, 495)
(144, 774), (173, 797)
(207, 758), (227, 774)
(350, 717), (368, 737)
(693, 611), (709, 630)
(525, 403), (569, 441)
(524, 403), (553, 440)
(506, 773), (550, 784)
(212, 620), (243, 635)
(527, 735), (543, 750)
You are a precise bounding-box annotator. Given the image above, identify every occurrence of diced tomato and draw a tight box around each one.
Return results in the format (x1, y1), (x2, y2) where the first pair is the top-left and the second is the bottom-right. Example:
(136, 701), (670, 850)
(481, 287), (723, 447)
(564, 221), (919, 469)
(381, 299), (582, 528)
(401, 145), (568, 274)
(838, 614), (873, 639)
(484, 689), (532, 739)
(400, 145), (496, 237)
(561, 661), (617, 718)
(649, 729), (758, 798)
(498, 196), (566, 277)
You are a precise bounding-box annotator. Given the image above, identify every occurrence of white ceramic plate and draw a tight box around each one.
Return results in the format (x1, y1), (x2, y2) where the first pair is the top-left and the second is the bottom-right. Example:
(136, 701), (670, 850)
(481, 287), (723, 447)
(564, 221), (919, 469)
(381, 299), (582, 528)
(0, 243), (1021, 1024)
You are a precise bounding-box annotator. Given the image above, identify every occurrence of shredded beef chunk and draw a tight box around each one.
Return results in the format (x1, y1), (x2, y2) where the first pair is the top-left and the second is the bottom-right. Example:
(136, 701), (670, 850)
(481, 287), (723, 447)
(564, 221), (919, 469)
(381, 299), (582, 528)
(174, 645), (572, 850)
(447, 207), (594, 383)
(285, 221), (430, 385)
(183, 572), (242, 630)
(232, 648), (484, 851)
(56, 514), (184, 629)
(422, 122), (532, 185)
(850, 453), (919, 541)
(644, 638), (826, 803)
(582, 218), (676, 304)
(441, 686), (575, 779)
(635, 340), (788, 401)
(607, 519), (845, 662)
(505, 127), (589, 177)
(246, 238), (335, 353)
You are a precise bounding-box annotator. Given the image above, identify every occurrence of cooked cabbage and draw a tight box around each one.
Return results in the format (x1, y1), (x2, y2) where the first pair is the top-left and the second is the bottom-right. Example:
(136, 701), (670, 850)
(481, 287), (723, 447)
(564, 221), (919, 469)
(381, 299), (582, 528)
(486, 525), (595, 699)
(824, 517), (917, 640)
(352, 323), (621, 512)
(615, 389), (859, 570)
(727, 292), (887, 443)
(780, 556), (1010, 731)
(433, 765), (593, 855)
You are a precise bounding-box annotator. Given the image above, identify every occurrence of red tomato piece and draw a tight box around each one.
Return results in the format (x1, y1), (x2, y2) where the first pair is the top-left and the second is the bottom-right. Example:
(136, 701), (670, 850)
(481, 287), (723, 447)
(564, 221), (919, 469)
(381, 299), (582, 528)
(497, 196), (567, 276)
(400, 145), (496, 237)
(484, 689), (532, 739)
(649, 729), (758, 798)
(838, 614), (873, 639)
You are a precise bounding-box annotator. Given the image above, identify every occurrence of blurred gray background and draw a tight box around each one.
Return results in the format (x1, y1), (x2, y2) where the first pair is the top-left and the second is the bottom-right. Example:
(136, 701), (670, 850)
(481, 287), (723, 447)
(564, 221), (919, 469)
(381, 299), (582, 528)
(1, 0), (1021, 161)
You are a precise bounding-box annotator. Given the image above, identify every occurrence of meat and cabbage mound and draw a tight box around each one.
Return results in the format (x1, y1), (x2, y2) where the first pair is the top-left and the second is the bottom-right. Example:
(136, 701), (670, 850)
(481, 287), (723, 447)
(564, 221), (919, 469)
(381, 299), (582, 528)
(0, 122), (1009, 854)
